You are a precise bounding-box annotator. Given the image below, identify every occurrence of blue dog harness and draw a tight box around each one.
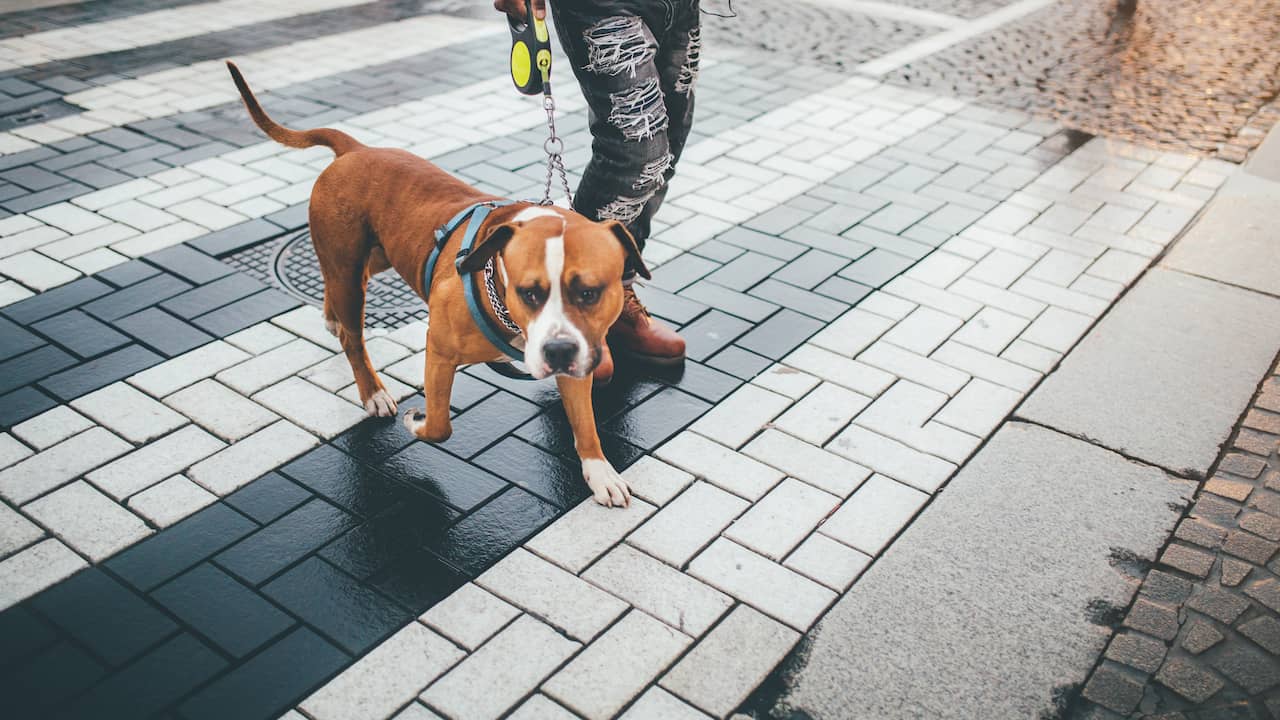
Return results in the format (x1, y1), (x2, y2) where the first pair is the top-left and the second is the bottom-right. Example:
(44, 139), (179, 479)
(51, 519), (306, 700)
(425, 199), (525, 362)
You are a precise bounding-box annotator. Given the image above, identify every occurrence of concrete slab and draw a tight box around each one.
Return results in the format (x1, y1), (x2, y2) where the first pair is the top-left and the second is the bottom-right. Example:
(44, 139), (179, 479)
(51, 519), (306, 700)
(1017, 268), (1280, 476)
(784, 423), (1193, 720)
(1162, 181), (1280, 297)
(1246, 121), (1280, 184)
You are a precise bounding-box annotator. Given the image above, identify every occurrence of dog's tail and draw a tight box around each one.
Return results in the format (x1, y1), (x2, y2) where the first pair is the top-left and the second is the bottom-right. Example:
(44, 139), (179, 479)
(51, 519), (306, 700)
(226, 61), (361, 156)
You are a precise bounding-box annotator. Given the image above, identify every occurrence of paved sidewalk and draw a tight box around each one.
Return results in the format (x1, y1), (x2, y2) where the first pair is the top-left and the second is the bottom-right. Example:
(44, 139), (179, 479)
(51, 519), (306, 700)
(0, 1), (1276, 719)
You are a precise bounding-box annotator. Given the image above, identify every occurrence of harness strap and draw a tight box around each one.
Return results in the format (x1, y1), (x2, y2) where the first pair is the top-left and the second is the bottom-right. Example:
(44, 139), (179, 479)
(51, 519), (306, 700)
(423, 200), (524, 362)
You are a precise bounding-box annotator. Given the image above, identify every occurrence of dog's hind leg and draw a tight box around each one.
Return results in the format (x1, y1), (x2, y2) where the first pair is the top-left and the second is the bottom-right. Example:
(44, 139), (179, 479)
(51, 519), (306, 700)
(311, 220), (397, 417)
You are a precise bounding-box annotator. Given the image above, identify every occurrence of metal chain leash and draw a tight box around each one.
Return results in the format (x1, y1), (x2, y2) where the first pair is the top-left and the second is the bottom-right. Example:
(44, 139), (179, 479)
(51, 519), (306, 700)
(539, 84), (574, 206)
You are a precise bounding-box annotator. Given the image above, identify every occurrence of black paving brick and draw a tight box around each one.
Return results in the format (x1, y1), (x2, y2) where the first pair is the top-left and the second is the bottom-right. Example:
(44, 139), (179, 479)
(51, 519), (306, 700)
(0, 604), (57, 669)
(461, 365), (555, 407)
(57, 632), (227, 720)
(96, 142), (178, 170)
(637, 285), (708, 325)
(0, 641), (106, 718)
(192, 288), (301, 336)
(89, 127), (154, 151)
(679, 309), (753, 362)
(0, 315), (43, 361)
(716, 226), (807, 261)
(681, 280), (779, 323)
(690, 238), (746, 263)
(604, 387), (711, 449)
(278, 445), (401, 519)
(82, 273), (192, 322)
(0, 385), (57, 428)
(736, 308), (826, 360)
(428, 486), (560, 576)
(838, 248), (917, 287)
(152, 564), (294, 659)
(774, 249), (849, 289)
(0, 344), (75, 394)
(0, 147), (56, 173)
(372, 548), (468, 611)
(265, 203), (309, 231)
(513, 410), (646, 471)
(0, 78), (40, 96)
(224, 472), (312, 526)
(29, 568), (177, 667)
(177, 627), (347, 720)
(321, 499), (460, 581)
(750, 278), (850, 322)
(814, 275), (875, 304)
(120, 159), (168, 177)
(37, 143), (118, 172)
(214, 498), (357, 587)
(159, 141), (237, 167)
(0, 164), (63, 191)
(113, 307), (215, 357)
(96, 258), (160, 288)
(649, 253), (720, 292)
(2, 276), (111, 324)
(333, 415), (419, 465)
(381, 442), (507, 513)
(439, 390), (542, 459)
(475, 436), (590, 509)
(2, 181), (90, 213)
(38, 343), (162, 401)
(707, 344), (774, 380)
(651, 359), (740, 404)
(263, 557), (410, 655)
(108, 503), (259, 592)
(704, 252), (786, 291)
(188, 218), (287, 257)
(144, 244), (233, 285)
(32, 309), (130, 358)
(59, 161), (132, 190)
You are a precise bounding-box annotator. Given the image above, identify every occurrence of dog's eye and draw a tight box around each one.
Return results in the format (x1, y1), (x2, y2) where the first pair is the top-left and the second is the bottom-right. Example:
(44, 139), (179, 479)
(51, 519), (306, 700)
(577, 287), (600, 305)
(519, 287), (543, 307)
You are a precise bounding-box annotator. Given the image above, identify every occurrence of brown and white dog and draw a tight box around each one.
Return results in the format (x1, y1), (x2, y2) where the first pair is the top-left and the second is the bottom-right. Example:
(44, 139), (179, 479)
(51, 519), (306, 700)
(228, 62), (646, 507)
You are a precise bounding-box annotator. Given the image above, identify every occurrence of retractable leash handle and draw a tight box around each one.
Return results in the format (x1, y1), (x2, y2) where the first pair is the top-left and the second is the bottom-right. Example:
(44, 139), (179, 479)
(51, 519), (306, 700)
(508, 0), (552, 95)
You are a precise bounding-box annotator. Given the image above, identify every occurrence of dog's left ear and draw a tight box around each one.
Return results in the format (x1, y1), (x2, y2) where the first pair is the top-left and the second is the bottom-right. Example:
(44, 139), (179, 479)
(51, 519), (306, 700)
(604, 220), (650, 280)
(457, 223), (516, 275)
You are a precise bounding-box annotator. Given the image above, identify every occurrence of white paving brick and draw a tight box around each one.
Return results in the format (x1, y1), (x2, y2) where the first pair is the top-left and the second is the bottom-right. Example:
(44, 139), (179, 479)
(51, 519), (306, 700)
(544, 610), (692, 720)
(420, 615), (579, 720)
(271, 305), (343, 352)
(72, 381), (188, 444)
(743, 428), (871, 497)
(1019, 306), (1094, 353)
(129, 340), (250, 397)
(420, 583), (520, 651)
(773, 381), (871, 446)
(25, 480), (151, 561)
(507, 695), (577, 720)
(1001, 338), (1062, 373)
(583, 544), (732, 637)
(0, 538), (87, 611)
(0, 251), (79, 291)
(784, 532), (873, 591)
(967, 248), (1035, 288)
(188, 420), (318, 495)
(87, 425), (225, 500)
(526, 497), (654, 574)
(476, 548), (627, 642)
(628, 481), (748, 567)
(931, 339), (1042, 392)
(750, 365), (820, 399)
(808, 308), (894, 357)
(0, 426), (131, 505)
(164, 378), (279, 441)
(29, 202), (109, 234)
(689, 384), (791, 449)
(782, 344), (895, 396)
(0, 433), (32, 471)
(660, 604), (800, 718)
(820, 474), (929, 555)
(10, 406), (92, 450)
(655, 431), (783, 502)
(392, 703), (444, 720)
(880, 306), (963, 355)
(252, 377), (367, 439)
(621, 688), (711, 719)
(854, 380), (981, 464)
(882, 276), (982, 320)
(126, 475), (217, 528)
(1086, 248), (1148, 285)
(621, 455), (695, 506)
(724, 478), (841, 561)
(225, 321), (294, 355)
(858, 340), (969, 395)
(828, 425), (955, 493)
(950, 306), (1028, 355)
(216, 338), (331, 395)
(688, 538), (836, 630)
(0, 499), (42, 557)
(933, 378), (1022, 437)
(302, 623), (464, 720)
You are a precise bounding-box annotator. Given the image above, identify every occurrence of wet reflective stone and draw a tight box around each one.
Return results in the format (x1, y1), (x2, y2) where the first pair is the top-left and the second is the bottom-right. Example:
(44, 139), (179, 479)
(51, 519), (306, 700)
(278, 445), (400, 519)
(57, 633), (227, 719)
(429, 486), (559, 576)
(320, 498), (460, 581)
(29, 567), (177, 667)
(381, 442), (506, 512)
(474, 436), (590, 509)
(224, 472), (312, 525)
(603, 387), (711, 450)
(107, 503), (259, 592)
(372, 548), (468, 611)
(215, 498), (356, 586)
(263, 557), (410, 654)
(152, 563), (294, 658)
(0, 641), (105, 717)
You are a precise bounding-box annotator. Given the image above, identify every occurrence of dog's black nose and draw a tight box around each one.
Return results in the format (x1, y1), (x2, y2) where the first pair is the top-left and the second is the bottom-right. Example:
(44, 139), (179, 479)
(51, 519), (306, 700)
(543, 338), (578, 371)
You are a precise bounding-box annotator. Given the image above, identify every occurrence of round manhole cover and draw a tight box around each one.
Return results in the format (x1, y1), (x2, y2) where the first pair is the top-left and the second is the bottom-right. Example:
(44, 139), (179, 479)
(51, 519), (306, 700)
(272, 229), (428, 330)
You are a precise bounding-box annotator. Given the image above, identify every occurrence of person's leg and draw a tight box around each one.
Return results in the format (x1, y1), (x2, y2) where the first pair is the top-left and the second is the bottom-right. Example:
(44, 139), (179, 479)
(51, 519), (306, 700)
(551, 0), (687, 369)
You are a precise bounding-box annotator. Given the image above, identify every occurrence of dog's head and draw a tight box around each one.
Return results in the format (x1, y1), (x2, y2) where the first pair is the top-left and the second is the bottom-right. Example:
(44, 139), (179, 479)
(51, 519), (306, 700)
(458, 205), (648, 380)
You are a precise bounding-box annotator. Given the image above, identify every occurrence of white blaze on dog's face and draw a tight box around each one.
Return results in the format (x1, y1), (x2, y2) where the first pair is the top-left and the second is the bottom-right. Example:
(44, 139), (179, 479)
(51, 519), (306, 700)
(496, 206), (637, 380)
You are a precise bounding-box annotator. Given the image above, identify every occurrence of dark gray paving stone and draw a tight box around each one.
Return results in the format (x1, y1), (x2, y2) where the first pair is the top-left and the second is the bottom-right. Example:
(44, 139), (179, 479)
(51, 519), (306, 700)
(0, 386), (57, 428)
(113, 307), (214, 357)
(57, 632), (226, 720)
(152, 564), (294, 658)
(191, 289), (300, 336)
(262, 557), (409, 655)
(785, 423), (1194, 719)
(427, 485), (559, 576)
(82, 274), (192, 322)
(0, 641), (106, 718)
(29, 568), (178, 668)
(2, 276), (111, 324)
(1018, 268), (1280, 477)
(32, 309), (129, 359)
(0, 344), (75, 394)
(38, 343), (162, 401)
(224, 472), (312, 525)
(380, 441), (507, 513)
(0, 316), (43, 361)
(108, 503), (258, 593)
(214, 499), (356, 586)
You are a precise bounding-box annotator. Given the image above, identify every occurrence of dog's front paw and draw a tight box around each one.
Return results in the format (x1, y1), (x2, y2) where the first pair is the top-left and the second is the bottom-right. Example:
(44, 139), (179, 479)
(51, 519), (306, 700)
(581, 458), (630, 508)
(363, 389), (397, 417)
(403, 408), (451, 442)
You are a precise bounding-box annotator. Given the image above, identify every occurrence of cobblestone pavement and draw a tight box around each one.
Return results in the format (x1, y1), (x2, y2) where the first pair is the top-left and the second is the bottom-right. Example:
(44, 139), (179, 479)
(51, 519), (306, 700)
(0, 1), (1258, 719)
(1073, 358), (1280, 718)
(881, 0), (1280, 162)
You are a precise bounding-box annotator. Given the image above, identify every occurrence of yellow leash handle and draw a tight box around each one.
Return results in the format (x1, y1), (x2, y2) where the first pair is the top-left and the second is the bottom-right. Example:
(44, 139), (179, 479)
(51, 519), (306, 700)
(509, 0), (552, 95)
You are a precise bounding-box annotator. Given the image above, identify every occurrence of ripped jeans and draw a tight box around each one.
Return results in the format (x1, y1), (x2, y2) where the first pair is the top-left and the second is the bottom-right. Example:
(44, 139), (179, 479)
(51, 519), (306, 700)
(550, 0), (701, 279)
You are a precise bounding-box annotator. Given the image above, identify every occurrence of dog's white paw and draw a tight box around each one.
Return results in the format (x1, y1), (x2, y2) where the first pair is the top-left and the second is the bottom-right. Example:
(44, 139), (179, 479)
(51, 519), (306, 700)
(364, 389), (397, 417)
(581, 458), (630, 508)
(324, 317), (340, 337)
(403, 408), (426, 434)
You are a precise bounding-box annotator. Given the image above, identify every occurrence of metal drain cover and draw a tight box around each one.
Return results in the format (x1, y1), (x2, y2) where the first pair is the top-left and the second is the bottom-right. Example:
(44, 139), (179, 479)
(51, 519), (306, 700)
(225, 229), (428, 330)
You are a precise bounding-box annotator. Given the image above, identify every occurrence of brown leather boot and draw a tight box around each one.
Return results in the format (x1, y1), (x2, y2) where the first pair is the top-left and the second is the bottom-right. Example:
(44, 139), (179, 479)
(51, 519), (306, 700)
(592, 343), (614, 386)
(608, 286), (686, 366)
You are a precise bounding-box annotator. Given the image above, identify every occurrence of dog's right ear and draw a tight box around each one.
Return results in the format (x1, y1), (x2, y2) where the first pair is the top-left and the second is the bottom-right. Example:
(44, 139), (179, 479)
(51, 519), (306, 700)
(457, 223), (516, 275)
